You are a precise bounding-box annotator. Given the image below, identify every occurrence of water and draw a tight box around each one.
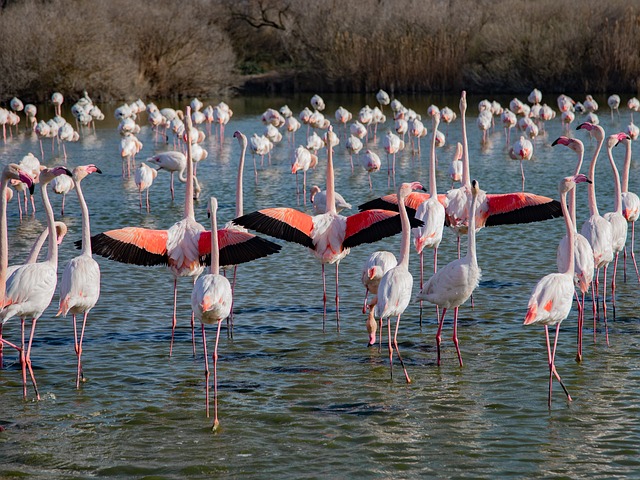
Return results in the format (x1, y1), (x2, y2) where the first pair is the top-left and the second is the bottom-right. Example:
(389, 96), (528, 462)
(1, 93), (639, 479)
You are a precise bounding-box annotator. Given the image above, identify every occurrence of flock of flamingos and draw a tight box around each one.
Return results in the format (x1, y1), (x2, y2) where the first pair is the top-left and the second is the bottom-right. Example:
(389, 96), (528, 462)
(0, 88), (639, 431)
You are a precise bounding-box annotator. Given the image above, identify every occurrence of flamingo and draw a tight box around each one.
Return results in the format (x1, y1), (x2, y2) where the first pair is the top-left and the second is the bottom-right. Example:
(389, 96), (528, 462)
(51, 173), (75, 216)
(51, 92), (64, 117)
(528, 88), (542, 105)
(57, 165), (102, 388)
(413, 112), (446, 323)
(345, 134), (363, 172)
(416, 179), (482, 367)
(383, 130), (404, 178)
(501, 109), (517, 145)
(509, 135), (534, 191)
(603, 133), (629, 319)
(17, 153), (41, 215)
(551, 136), (595, 363)
(191, 197), (232, 432)
(309, 186), (351, 215)
(134, 163), (158, 213)
(376, 89), (390, 114)
(361, 250), (397, 345)
(146, 150), (200, 202)
(618, 135), (640, 283)
(1, 166), (72, 399)
(607, 95), (621, 121)
(311, 94), (325, 112)
(524, 174), (590, 407)
(86, 109), (281, 357)
(0, 164), (35, 369)
(359, 150), (381, 190)
(448, 142), (463, 187)
(375, 182), (425, 383)
(233, 126), (423, 330)
(291, 146), (318, 198)
(576, 122), (613, 343)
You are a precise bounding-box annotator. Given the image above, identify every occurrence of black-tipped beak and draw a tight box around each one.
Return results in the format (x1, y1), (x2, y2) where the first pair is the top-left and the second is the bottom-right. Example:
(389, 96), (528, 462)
(63, 167), (73, 176)
(367, 341), (375, 348)
(28, 183), (35, 195)
(420, 186), (427, 192)
(95, 167), (103, 174)
(551, 138), (559, 146)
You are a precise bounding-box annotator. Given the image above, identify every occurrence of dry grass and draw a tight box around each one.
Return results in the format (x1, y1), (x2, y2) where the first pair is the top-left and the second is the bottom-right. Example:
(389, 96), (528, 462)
(1, 0), (639, 102)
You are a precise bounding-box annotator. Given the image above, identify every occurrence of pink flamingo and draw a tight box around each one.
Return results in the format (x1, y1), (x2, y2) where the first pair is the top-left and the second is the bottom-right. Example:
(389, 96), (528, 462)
(361, 250), (397, 345)
(413, 112), (446, 324)
(0, 165), (35, 369)
(576, 122), (613, 343)
(134, 162), (157, 213)
(291, 146), (318, 198)
(233, 127), (423, 331)
(375, 182), (426, 384)
(86, 109), (280, 357)
(416, 179), (482, 368)
(191, 197), (232, 432)
(603, 133), (629, 319)
(57, 165), (102, 389)
(524, 174), (590, 408)
(551, 136), (594, 363)
(509, 135), (533, 192)
(618, 134), (640, 283)
(1, 166), (72, 399)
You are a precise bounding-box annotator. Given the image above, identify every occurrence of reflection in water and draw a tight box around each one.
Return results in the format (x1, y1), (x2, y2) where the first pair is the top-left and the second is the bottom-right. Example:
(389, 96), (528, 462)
(0, 93), (639, 478)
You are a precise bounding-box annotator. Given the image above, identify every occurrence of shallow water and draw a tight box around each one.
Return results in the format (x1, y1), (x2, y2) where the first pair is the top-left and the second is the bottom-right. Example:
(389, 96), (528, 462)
(1, 93), (639, 479)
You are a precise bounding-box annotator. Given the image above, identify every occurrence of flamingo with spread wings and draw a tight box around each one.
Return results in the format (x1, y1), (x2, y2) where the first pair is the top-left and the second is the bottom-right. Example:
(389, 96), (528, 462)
(82, 108), (281, 357)
(232, 127), (423, 331)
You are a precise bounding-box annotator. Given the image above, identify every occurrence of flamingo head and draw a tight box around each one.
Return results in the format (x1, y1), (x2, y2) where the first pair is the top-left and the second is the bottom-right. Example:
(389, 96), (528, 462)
(398, 181), (426, 201)
(233, 130), (247, 146)
(39, 166), (72, 185)
(551, 136), (584, 155)
(73, 164), (102, 181)
(471, 179), (480, 196)
(611, 132), (630, 147)
(560, 174), (591, 194)
(309, 185), (321, 203)
(3, 164), (35, 194)
(54, 221), (68, 245)
(460, 91), (467, 114)
(577, 121), (604, 140)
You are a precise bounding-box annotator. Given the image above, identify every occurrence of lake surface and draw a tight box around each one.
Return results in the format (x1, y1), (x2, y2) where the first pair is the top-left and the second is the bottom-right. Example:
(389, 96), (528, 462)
(1, 92), (639, 479)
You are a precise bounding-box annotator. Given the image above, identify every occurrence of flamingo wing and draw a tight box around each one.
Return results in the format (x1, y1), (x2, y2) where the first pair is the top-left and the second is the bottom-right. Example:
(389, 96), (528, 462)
(82, 227), (169, 266)
(232, 208), (314, 248)
(358, 192), (446, 217)
(484, 193), (561, 227)
(197, 229), (282, 266)
(343, 209), (424, 249)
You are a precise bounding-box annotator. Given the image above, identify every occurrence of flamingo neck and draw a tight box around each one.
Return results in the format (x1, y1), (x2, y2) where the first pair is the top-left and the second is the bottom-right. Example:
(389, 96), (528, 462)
(560, 187), (574, 275)
(568, 150), (583, 231)
(236, 139), (245, 217)
(622, 141), (631, 193)
(0, 177), (9, 306)
(607, 147), (623, 213)
(398, 194), (411, 270)
(75, 178), (92, 255)
(41, 181), (58, 266)
(24, 227), (50, 264)
(325, 141), (337, 214)
(466, 192), (478, 266)
(587, 135), (604, 217)
(210, 200), (219, 275)
(429, 119), (439, 197)
(461, 105), (470, 187)
(184, 108), (195, 220)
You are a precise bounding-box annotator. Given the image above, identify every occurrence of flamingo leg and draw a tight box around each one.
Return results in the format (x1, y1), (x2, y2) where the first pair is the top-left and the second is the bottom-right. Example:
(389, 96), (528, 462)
(611, 252), (619, 321)
(387, 317), (393, 380)
(228, 265), (237, 339)
(418, 251), (424, 327)
(21, 318), (28, 398)
(138, 189), (143, 211)
(169, 278), (178, 357)
(25, 318), (40, 401)
(549, 323), (572, 405)
(393, 314), (411, 383)
(202, 324), (210, 418)
(576, 290), (584, 363)
(0, 324), (2, 369)
(191, 277), (197, 357)
(452, 307), (464, 367)
(170, 172), (175, 201)
(520, 160), (525, 192)
(602, 265), (609, 346)
(362, 288), (369, 315)
(76, 311), (88, 388)
(435, 308), (447, 366)
(212, 320), (222, 431)
(321, 264), (327, 332)
(146, 189), (150, 213)
(335, 262), (340, 331)
(631, 222), (640, 283)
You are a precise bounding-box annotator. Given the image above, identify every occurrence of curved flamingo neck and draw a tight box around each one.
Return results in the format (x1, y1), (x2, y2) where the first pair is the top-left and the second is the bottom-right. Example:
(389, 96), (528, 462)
(0, 176), (9, 306)
(622, 140), (631, 193)
(210, 198), (219, 275)
(587, 133), (604, 217)
(607, 146), (623, 213)
(24, 227), (50, 264)
(429, 117), (439, 197)
(325, 137), (336, 214)
(41, 181), (58, 266)
(75, 178), (92, 255)
(398, 193), (411, 269)
(560, 186), (574, 275)
(569, 149), (584, 231)
(236, 137), (246, 217)
(183, 107), (195, 220)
